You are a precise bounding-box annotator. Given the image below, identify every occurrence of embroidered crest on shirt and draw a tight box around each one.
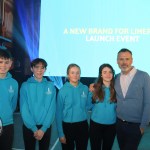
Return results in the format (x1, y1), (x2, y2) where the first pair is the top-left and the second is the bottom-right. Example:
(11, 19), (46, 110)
(81, 91), (87, 98)
(8, 85), (14, 93)
(46, 87), (52, 95)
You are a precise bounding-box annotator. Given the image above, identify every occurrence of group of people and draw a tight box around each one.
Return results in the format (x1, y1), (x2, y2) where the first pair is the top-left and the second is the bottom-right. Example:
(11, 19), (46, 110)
(0, 50), (56, 150)
(0, 48), (150, 150)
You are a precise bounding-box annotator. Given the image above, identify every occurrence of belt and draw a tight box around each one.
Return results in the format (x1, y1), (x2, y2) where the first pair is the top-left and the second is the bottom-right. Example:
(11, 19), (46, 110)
(117, 118), (139, 125)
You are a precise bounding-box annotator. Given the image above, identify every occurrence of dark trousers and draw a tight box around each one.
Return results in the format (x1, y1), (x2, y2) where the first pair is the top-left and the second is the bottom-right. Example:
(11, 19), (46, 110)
(116, 118), (142, 150)
(23, 124), (51, 150)
(90, 120), (116, 150)
(62, 120), (89, 150)
(0, 124), (14, 150)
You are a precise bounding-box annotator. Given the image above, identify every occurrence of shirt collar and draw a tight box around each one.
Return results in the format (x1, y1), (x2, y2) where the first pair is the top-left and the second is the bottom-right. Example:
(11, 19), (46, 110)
(121, 67), (137, 77)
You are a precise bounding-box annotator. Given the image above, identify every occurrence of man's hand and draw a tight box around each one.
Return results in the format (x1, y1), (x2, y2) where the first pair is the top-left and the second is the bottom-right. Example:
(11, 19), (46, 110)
(89, 83), (94, 92)
(140, 128), (144, 135)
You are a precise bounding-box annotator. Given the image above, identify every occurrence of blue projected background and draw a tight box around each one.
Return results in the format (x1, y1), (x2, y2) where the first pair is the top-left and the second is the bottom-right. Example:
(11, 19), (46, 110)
(39, 0), (150, 77)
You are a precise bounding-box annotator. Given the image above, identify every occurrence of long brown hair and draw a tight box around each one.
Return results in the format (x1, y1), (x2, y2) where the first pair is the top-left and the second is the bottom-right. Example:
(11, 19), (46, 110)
(92, 64), (116, 103)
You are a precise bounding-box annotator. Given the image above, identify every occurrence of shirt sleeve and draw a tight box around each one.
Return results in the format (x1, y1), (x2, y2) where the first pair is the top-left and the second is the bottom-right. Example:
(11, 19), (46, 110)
(140, 73), (150, 129)
(20, 83), (38, 132)
(86, 91), (94, 111)
(11, 81), (18, 112)
(56, 91), (65, 138)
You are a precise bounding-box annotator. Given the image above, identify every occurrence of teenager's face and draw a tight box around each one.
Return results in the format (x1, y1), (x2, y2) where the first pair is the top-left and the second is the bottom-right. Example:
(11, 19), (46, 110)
(68, 66), (80, 86)
(31, 63), (46, 81)
(0, 58), (12, 78)
(117, 52), (133, 74)
(101, 67), (113, 85)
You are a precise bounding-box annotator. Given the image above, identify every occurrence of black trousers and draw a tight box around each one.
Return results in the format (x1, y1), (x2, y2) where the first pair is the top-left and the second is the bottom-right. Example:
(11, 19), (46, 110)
(0, 124), (14, 150)
(62, 120), (89, 150)
(116, 118), (142, 150)
(90, 120), (116, 150)
(23, 124), (51, 150)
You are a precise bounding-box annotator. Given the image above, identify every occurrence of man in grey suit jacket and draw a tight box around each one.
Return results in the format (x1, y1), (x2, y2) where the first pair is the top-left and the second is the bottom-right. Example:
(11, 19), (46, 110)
(115, 48), (150, 150)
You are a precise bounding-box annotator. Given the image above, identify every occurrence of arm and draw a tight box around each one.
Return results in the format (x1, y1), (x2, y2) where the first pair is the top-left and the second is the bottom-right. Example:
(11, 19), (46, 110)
(140, 73), (150, 132)
(56, 91), (65, 139)
(11, 81), (18, 112)
(86, 91), (94, 111)
(20, 83), (38, 132)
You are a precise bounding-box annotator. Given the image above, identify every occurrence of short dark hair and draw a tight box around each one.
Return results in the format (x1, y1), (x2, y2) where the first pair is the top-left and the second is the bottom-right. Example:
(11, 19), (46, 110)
(118, 48), (132, 56)
(31, 58), (47, 68)
(117, 48), (132, 60)
(0, 49), (12, 60)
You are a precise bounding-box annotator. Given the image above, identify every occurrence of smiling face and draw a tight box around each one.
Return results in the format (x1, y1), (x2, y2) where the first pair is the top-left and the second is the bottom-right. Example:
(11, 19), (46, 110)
(101, 67), (113, 86)
(117, 51), (133, 75)
(67, 66), (80, 86)
(31, 63), (46, 81)
(0, 58), (12, 78)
